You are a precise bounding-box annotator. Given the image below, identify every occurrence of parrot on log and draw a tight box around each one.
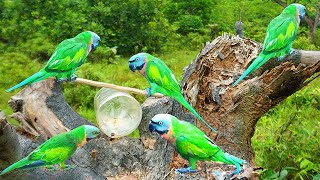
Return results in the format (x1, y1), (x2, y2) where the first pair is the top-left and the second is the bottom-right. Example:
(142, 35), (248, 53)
(0, 125), (100, 175)
(233, 3), (306, 86)
(6, 31), (101, 92)
(129, 53), (217, 132)
(149, 114), (244, 176)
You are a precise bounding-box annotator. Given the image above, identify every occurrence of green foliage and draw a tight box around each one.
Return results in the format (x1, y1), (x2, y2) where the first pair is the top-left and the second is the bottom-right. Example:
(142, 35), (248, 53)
(252, 78), (320, 179)
(0, 52), (43, 117)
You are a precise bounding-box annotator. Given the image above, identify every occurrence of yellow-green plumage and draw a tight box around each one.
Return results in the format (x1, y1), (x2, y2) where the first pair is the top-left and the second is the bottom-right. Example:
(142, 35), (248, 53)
(233, 3), (306, 86)
(0, 125), (100, 175)
(6, 31), (100, 92)
(129, 53), (217, 132)
(149, 114), (244, 175)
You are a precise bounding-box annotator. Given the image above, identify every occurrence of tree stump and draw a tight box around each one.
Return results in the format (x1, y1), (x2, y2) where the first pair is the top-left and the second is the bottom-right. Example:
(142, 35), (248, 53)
(171, 34), (320, 178)
(1, 34), (320, 180)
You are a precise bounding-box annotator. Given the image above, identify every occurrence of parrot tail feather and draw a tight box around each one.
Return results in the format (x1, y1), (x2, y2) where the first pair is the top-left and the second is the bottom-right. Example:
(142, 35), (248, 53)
(175, 94), (217, 132)
(6, 69), (52, 92)
(224, 153), (244, 175)
(233, 55), (264, 87)
(20, 160), (45, 169)
(0, 158), (43, 175)
(213, 151), (244, 175)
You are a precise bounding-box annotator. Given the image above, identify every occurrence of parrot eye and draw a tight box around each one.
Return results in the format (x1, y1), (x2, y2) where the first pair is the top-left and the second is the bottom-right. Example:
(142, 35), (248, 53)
(135, 58), (139, 62)
(158, 121), (163, 125)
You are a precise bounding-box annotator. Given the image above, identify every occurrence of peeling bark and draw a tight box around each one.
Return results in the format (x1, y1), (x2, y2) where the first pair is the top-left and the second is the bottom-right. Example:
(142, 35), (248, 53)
(180, 34), (320, 167)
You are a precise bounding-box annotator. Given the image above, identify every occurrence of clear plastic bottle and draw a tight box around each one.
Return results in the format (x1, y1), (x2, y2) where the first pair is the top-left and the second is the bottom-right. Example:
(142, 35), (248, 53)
(94, 88), (142, 138)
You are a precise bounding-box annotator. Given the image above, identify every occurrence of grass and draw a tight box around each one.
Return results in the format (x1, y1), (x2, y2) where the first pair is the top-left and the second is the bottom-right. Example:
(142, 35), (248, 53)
(252, 77), (320, 179)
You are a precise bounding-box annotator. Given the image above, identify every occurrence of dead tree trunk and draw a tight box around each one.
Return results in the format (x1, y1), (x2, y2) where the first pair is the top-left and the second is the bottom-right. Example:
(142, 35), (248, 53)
(1, 34), (319, 180)
(179, 34), (320, 165)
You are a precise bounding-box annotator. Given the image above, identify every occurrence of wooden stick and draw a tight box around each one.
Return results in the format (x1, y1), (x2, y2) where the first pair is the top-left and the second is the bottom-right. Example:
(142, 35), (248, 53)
(74, 78), (164, 98)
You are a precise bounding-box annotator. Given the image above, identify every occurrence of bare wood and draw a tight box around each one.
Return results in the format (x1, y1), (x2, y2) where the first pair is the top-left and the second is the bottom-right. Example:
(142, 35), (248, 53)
(178, 34), (320, 170)
(74, 78), (164, 98)
(300, 50), (320, 65)
(8, 79), (68, 138)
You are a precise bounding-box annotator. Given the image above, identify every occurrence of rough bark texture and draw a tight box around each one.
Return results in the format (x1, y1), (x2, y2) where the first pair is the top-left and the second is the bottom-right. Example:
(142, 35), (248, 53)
(1, 88), (176, 180)
(180, 34), (320, 166)
(1, 34), (319, 180)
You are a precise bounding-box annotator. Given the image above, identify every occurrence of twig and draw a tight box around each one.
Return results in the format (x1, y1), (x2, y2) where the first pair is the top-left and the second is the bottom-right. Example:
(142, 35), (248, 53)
(74, 78), (164, 98)
(162, 168), (175, 180)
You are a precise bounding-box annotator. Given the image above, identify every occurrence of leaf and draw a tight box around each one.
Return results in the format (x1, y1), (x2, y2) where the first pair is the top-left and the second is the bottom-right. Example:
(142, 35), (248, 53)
(300, 159), (312, 169)
(280, 169), (288, 180)
(313, 174), (320, 180)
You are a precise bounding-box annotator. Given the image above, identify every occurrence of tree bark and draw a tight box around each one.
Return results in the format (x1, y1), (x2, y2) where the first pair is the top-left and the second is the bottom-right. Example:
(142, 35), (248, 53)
(1, 34), (319, 180)
(179, 34), (320, 167)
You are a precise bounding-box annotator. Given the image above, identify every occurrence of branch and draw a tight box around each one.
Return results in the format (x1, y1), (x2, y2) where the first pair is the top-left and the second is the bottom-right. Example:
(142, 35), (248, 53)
(74, 78), (164, 98)
(299, 50), (320, 65)
(273, 0), (286, 7)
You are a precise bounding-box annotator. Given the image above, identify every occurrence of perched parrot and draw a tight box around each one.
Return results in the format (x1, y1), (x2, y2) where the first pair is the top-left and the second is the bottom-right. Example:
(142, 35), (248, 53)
(233, 3), (306, 86)
(149, 114), (244, 176)
(129, 53), (217, 132)
(0, 125), (100, 175)
(6, 31), (101, 92)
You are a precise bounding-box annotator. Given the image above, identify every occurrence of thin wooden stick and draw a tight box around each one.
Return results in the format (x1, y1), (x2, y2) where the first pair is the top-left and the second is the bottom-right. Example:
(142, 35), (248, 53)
(74, 78), (164, 98)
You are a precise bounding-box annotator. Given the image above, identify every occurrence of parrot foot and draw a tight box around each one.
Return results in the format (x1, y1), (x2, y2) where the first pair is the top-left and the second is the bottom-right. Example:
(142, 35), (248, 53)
(289, 48), (295, 56)
(175, 167), (197, 174)
(57, 78), (68, 83)
(277, 56), (285, 61)
(47, 165), (59, 171)
(224, 172), (235, 180)
(62, 165), (76, 170)
(145, 88), (152, 97)
(68, 74), (78, 81)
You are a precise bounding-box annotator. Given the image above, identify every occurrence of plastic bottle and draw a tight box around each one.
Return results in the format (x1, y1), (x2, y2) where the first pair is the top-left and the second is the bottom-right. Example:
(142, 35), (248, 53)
(94, 88), (142, 138)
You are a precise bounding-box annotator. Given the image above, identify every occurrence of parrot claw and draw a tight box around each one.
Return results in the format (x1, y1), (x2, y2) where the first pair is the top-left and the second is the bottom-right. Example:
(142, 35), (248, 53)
(62, 165), (76, 170)
(225, 172), (235, 180)
(175, 167), (197, 174)
(145, 88), (151, 97)
(289, 48), (295, 56)
(277, 56), (285, 61)
(47, 165), (59, 171)
(57, 78), (67, 83)
(68, 74), (78, 81)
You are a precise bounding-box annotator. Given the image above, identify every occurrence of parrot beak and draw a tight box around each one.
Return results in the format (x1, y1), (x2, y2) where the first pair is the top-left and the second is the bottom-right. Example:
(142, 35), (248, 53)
(148, 122), (155, 132)
(129, 63), (136, 72)
(91, 44), (98, 51)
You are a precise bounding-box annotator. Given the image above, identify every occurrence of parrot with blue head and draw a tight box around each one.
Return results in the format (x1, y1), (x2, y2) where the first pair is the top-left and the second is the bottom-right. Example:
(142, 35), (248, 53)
(149, 114), (244, 176)
(233, 3), (306, 86)
(0, 125), (100, 175)
(129, 53), (217, 132)
(6, 31), (101, 92)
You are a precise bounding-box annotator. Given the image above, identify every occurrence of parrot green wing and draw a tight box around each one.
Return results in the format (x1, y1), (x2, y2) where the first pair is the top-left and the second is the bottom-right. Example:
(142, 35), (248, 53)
(44, 38), (88, 73)
(262, 14), (298, 53)
(146, 57), (181, 95)
(28, 147), (76, 164)
(174, 121), (221, 160)
(27, 133), (78, 164)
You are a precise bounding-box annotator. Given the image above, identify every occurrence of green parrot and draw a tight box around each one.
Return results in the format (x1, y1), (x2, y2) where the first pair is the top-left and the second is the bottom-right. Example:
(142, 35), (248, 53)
(0, 125), (100, 175)
(233, 3), (306, 86)
(129, 53), (217, 132)
(149, 114), (244, 176)
(6, 31), (101, 92)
